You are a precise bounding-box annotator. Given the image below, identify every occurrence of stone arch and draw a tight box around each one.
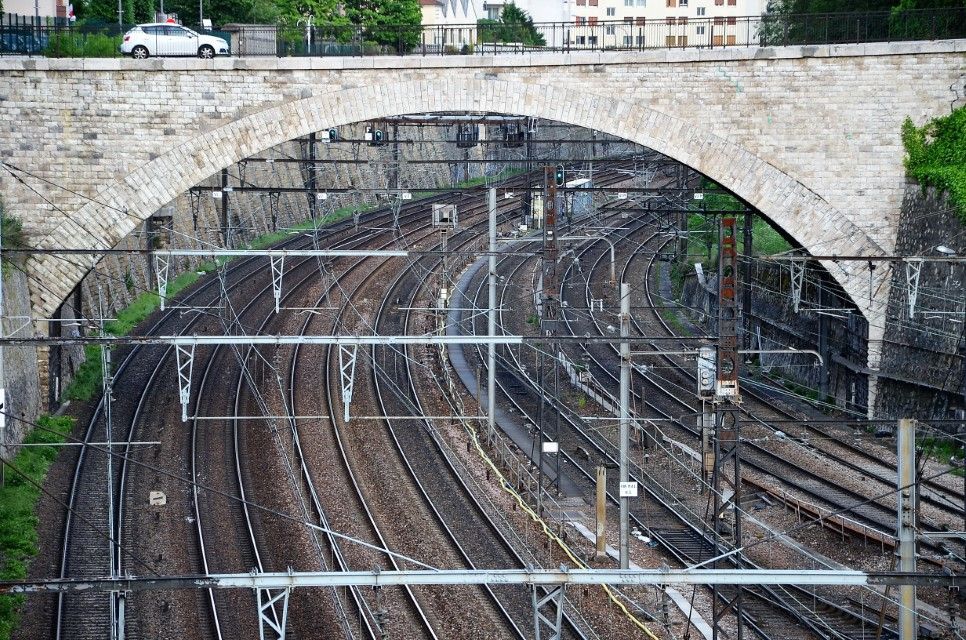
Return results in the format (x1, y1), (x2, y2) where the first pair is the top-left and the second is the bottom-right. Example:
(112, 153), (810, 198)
(27, 77), (884, 322)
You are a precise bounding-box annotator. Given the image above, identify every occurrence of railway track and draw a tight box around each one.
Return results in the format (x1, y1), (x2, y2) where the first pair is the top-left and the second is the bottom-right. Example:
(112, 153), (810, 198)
(450, 198), (918, 638)
(55, 174), (538, 637)
(463, 238), (806, 640)
(555, 215), (961, 636)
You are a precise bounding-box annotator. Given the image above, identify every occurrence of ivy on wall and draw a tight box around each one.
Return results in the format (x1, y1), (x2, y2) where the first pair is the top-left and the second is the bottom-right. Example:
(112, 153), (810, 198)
(901, 105), (966, 223)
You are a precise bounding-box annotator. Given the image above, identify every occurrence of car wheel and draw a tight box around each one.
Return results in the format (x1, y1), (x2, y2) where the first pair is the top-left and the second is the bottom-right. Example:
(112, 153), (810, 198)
(198, 45), (215, 59)
(132, 45), (149, 59)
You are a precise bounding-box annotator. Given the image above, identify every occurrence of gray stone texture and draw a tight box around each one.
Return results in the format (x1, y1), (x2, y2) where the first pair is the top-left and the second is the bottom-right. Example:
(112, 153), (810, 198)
(876, 185), (966, 428)
(1, 268), (40, 452)
(0, 41), (962, 409)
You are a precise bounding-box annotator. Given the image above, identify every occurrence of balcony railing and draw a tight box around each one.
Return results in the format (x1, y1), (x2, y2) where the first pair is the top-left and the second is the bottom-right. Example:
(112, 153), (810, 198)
(1, 8), (963, 57)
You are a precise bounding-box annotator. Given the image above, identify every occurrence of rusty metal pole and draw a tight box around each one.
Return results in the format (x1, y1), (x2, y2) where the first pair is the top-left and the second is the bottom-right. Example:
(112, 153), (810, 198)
(897, 418), (918, 640)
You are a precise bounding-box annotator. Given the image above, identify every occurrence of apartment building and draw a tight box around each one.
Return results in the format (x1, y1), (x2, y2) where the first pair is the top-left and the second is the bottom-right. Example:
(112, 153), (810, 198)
(420, 0), (481, 50)
(569, 0), (766, 47)
(4, 0), (69, 21)
(481, 1), (571, 23)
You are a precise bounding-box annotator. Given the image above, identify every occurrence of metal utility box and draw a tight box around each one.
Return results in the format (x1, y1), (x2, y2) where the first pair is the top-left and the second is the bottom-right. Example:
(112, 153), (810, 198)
(432, 204), (458, 228)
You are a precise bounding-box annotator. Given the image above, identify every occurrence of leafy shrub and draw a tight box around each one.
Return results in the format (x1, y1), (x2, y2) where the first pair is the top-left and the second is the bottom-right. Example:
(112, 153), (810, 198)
(902, 106), (966, 222)
(0, 415), (75, 639)
(44, 32), (121, 58)
(0, 205), (25, 276)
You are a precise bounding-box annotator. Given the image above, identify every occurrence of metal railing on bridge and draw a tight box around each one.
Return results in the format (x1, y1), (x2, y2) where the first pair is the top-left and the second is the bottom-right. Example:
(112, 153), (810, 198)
(1, 7), (964, 57)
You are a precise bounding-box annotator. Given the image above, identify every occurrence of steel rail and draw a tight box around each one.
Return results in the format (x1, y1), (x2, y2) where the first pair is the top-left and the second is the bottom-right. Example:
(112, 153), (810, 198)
(574, 223), (908, 637)
(53, 174), (495, 639)
(372, 205), (533, 639)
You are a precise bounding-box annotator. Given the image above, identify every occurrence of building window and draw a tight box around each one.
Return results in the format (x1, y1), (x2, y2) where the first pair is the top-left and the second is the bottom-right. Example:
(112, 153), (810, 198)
(636, 34), (645, 44)
(637, 0), (646, 6)
(666, 0), (676, 6)
(576, 16), (587, 25)
(588, 16), (599, 25)
(635, 16), (646, 25)
(727, 0), (736, 4)
(625, 0), (634, 5)
(576, 0), (586, 4)
(588, 35), (598, 44)
(727, 16), (736, 24)
(624, 16), (633, 23)
(606, 7), (616, 15)
(715, 0), (724, 5)
(665, 35), (676, 46)
(696, 25), (705, 34)
(606, 25), (616, 34)
(678, 35), (688, 46)
(576, 35), (586, 44)
(623, 35), (633, 45)
(665, 17), (674, 24)
(589, 0), (599, 5)
(713, 16), (724, 24)
(696, 6), (705, 14)
(679, 0), (688, 5)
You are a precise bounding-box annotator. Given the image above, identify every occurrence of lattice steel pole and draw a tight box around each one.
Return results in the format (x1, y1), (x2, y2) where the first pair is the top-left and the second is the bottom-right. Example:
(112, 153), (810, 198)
(619, 282), (631, 569)
(538, 167), (559, 509)
(488, 188), (497, 444)
(712, 216), (743, 640)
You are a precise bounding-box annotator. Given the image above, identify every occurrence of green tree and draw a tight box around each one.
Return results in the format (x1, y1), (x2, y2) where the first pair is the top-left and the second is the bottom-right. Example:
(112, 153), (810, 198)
(344, 0), (422, 51)
(478, 2), (546, 46)
(761, 0), (964, 44)
(136, 0), (281, 27)
(82, 0), (122, 24)
(275, 0), (344, 24)
(902, 107), (966, 222)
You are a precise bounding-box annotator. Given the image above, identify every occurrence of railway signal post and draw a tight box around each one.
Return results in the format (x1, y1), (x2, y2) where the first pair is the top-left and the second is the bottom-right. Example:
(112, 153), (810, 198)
(712, 216), (744, 640)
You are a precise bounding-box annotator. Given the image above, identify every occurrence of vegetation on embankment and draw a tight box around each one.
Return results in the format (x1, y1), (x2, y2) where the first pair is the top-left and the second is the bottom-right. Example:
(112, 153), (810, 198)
(0, 415), (74, 639)
(63, 202), (363, 402)
(684, 180), (792, 267)
(902, 106), (966, 223)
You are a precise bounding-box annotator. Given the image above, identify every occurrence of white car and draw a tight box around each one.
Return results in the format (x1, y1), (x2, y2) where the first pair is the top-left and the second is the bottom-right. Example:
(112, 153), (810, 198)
(120, 23), (229, 59)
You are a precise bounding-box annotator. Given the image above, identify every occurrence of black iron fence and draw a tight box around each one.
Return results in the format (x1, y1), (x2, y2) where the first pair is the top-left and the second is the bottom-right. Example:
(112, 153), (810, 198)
(1, 8), (963, 58)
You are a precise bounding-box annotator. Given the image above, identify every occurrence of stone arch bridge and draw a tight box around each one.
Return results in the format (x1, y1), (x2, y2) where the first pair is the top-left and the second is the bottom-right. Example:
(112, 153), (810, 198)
(0, 40), (963, 390)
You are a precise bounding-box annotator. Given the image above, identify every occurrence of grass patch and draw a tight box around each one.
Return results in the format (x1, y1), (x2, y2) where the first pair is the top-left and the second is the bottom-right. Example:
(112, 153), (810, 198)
(411, 166), (526, 200)
(920, 436), (965, 471)
(61, 204), (368, 403)
(685, 180), (792, 266)
(659, 308), (691, 336)
(902, 106), (966, 223)
(1, 203), (26, 277)
(0, 415), (75, 639)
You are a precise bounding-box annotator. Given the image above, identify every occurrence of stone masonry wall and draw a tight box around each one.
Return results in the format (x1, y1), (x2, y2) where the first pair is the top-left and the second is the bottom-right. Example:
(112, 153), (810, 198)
(876, 185), (966, 430)
(0, 42), (963, 329)
(1, 267), (40, 454)
(678, 262), (870, 413)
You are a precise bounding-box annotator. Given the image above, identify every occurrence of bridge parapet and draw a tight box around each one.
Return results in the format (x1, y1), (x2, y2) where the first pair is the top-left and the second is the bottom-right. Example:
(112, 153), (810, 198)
(0, 41), (963, 387)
